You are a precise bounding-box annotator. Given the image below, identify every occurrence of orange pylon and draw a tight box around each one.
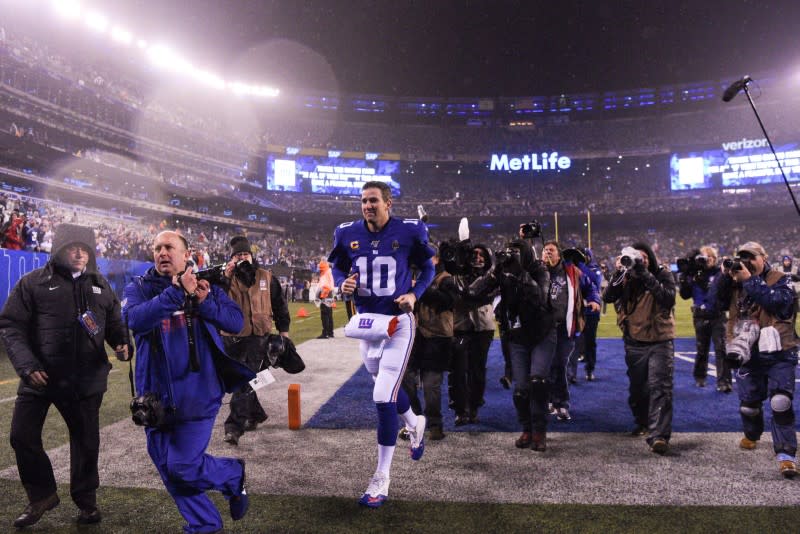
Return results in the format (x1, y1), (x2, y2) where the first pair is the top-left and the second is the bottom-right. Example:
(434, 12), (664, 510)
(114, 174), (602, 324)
(296, 307), (309, 318)
(288, 384), (301, 430)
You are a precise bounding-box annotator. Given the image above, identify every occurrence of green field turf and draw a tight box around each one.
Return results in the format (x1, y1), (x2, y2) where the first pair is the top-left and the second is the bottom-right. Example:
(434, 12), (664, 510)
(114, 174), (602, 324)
(4, 298), (792, 533)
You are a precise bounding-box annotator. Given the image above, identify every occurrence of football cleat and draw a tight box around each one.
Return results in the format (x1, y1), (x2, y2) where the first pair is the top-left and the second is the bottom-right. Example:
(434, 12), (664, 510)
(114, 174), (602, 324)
(358, 472), (390, 508)
(408, 415), (426, 461)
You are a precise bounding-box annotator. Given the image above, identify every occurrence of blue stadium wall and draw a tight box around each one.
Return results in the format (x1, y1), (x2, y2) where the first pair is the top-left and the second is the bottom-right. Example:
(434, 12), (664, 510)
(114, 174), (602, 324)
(0, 249), (151, 310)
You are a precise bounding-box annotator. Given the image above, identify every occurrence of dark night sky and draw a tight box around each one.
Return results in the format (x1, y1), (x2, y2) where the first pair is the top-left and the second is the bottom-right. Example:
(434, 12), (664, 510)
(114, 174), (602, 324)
(24, 1), (800, 97)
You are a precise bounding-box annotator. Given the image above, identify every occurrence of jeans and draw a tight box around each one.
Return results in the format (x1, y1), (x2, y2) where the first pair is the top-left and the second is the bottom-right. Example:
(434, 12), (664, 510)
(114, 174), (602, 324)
(509, 327), (562, 433)
(737, 349), (798, 455)
(692, 314), (731, 385)
(547, 325), (577, 409)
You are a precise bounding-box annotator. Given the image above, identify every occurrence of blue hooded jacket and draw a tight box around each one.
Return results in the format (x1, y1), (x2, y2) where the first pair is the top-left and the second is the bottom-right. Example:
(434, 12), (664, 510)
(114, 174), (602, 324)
(123, 267), (255, 422)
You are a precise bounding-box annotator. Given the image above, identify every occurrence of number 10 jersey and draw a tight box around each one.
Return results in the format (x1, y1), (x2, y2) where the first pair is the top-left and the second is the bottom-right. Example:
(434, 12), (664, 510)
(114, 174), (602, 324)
(328, 216), (435, 315)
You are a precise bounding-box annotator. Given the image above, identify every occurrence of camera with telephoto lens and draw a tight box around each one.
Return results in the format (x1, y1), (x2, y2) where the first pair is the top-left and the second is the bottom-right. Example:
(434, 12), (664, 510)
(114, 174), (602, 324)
(130, 392), (167, 427)
(521, 220), (542, 240)
(439, 238), (473, 276)
(195, 263), (227, 285)
(725, 320), (760, 368)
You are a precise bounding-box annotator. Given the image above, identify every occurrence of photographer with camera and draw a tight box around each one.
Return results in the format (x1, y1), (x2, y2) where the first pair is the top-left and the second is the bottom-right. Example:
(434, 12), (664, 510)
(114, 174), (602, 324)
(677, 246), (731, 392)
(123, 231), (255, 533)
(708, 242), (799, 478)
(493, 238), (552, 450)
(219, 236), (290, 446)
(400, 245), (458, 441)
(0, 224), (128, 528)
(541, 242), (599, 423)
(567, 247), (603, 383)
(603, 242), (676, 455)
(450, 244), (497, 426)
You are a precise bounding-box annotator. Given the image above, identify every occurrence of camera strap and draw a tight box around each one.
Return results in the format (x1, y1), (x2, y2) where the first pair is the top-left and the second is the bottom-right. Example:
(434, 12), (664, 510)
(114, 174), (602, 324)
(127, 359), (135, 397)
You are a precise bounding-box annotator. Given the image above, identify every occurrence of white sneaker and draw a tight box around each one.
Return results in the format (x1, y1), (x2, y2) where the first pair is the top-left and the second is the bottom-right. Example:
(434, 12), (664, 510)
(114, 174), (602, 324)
(407, 415), (426, 461)
(358, 472), (390, 508)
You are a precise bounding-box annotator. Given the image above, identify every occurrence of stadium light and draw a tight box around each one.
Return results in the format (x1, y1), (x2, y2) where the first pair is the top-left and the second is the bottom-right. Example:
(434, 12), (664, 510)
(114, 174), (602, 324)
(192, 69), (226, 90)
(147, 44), (192, 75)
(84, 10), (108, 33)
(136, 39), (148, 49)
(110, 26), (133, 46)
(51, 0), (81, 20)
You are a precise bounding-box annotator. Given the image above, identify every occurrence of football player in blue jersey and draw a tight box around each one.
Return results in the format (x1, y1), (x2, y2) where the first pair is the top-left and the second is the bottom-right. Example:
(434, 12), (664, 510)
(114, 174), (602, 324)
(328, 181), (435, 508)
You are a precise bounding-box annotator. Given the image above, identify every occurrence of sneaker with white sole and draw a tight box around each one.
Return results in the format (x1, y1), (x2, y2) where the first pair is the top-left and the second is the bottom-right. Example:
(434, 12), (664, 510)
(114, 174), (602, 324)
(358, 472), (390, 508)
(408, 415), (426, 461)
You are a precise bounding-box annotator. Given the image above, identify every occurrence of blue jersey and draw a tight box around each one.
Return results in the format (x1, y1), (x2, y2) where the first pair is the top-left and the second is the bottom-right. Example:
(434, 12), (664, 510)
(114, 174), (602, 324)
(328, 216), (435, 315)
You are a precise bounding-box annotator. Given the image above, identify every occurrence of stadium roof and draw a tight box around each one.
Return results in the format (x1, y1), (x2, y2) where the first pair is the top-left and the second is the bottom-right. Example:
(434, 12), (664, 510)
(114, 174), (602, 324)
(6, 0), (800, 99)
(102, 0), (800, 97)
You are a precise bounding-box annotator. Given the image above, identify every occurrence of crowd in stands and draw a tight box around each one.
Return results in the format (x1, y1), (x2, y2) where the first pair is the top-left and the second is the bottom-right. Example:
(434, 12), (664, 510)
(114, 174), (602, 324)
(0, 191), (324, 271)
(3, 22), (800, 278)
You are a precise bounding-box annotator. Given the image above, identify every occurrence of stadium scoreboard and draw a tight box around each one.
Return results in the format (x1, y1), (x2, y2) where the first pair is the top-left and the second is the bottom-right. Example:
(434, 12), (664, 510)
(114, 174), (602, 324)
(670, 137), (800, 190)
(265, 146), (402, 196)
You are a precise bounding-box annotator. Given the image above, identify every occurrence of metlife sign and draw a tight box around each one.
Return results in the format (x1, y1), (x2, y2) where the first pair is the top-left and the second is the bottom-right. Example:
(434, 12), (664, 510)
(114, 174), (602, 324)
(489, 152), (572, 172)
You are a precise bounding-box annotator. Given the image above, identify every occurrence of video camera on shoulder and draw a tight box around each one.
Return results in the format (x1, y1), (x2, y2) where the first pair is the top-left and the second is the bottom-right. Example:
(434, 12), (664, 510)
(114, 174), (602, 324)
(520, 220), (542, 240)
(439, 238), (473, 276)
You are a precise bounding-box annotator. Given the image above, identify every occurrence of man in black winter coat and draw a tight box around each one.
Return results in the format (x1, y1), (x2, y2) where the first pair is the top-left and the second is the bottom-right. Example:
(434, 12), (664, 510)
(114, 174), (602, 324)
(0, 224), (128, 528)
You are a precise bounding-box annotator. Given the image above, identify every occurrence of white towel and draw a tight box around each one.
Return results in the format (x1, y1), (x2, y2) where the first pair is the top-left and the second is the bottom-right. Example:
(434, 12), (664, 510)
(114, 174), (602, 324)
(758, 326), (782, 353)
(344, 313), (399, 342)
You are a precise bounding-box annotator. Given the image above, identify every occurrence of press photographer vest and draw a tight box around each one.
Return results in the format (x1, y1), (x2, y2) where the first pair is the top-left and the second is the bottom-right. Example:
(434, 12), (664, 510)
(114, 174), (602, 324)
(417, 271), (454, 338)
(223, 268), (274, 337)
(726, 269), (799, 350)
(616, 282), (675, 342)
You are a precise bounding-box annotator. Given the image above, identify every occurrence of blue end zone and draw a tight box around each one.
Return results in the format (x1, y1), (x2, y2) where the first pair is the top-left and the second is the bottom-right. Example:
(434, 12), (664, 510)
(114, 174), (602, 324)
(307, 338), (759, 432)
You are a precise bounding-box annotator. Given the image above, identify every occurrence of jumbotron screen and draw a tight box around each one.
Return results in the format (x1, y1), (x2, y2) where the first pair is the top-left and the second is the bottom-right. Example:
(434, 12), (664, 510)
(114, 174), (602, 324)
(266, 151), (402, 196)
(669, 137), (800, 190)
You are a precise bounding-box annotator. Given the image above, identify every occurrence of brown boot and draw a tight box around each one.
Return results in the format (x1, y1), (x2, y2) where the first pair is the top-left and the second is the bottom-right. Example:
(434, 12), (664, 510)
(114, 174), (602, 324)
(531, 432), (547, 452)
(13, 493), (60, 528)
(429, 426), (445, 441)
(515, 432), (532, 448)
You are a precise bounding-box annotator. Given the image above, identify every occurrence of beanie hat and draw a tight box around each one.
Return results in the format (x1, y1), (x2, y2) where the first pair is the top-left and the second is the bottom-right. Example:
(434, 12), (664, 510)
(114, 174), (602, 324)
(229, 236), (252, 257)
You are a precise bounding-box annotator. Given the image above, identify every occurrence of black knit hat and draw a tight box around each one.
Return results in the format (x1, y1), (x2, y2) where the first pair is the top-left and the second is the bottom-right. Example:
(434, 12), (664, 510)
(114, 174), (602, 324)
(52, 223), (97, 271)
(229, 235), (252, 257)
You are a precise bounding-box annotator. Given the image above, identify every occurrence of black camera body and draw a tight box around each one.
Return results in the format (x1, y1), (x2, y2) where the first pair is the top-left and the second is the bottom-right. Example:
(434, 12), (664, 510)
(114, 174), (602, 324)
(521, 220), (542, 240)
(494, 247), (523, 276)
(130, 392), (167, 428)
(439, 239), (473, 276)
(677, 250), (708, 275)
(195, 263), (227, 285)
(723, 256), (753, 273)
(620, 254), (643, 269)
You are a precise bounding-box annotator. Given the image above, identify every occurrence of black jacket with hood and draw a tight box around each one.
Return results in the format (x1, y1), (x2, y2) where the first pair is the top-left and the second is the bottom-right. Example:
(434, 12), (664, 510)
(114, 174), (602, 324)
(0, 224), (127, 399)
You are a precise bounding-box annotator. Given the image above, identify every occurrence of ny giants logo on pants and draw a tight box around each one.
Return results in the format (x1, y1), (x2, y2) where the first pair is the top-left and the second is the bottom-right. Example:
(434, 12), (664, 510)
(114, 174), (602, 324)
(358, 318), (375, 329)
